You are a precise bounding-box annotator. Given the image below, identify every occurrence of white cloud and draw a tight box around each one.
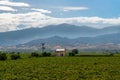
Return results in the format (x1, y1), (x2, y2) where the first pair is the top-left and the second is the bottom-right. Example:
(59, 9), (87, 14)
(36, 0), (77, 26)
(0, 0), (30, 7)
(0, 6), (16, 11)
(43, 17), (120, 29)
(0, 12), (52, 32)
(0, 0), (30, 12)
(0, 1), (120, 32)
(0, 11), (120, 32)
(31, 8), (52, 14)
(62, 6), (89, 11)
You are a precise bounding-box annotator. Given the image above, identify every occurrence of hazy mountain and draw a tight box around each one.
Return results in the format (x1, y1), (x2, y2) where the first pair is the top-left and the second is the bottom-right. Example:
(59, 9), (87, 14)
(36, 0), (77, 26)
(0, 24), (120, 46)
(20, 33), (120, 47)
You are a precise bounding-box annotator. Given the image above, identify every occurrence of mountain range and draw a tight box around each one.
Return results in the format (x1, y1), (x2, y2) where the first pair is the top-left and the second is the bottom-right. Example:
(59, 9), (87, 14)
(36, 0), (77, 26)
(0, 24), (120, 47)
(19, 33), (120, 47)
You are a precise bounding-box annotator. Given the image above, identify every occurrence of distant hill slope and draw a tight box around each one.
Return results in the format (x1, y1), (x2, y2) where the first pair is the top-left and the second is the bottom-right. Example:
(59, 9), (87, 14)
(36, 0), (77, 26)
(20, 33), (120, 47)
(0, 24), (120, 46)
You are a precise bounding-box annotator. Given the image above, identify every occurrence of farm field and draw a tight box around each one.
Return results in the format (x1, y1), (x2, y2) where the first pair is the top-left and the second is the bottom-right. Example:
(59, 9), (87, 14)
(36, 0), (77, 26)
(0, 54), (120, 80)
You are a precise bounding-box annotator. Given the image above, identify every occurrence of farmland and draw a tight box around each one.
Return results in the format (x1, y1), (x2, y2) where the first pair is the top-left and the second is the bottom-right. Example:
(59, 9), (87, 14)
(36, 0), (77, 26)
(0, 54), (120, 80)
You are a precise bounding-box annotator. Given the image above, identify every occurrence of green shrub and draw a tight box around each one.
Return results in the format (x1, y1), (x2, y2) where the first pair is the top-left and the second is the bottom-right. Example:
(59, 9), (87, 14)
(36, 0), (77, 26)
(31, 52), (39, 57)
(69, 52), (75, 56)
(11, 53), (21, 60)
(42, 52), (51, 57)
(109, 53), (114, 56)
(72, 49), (79, 54)
(0, 53), (7, 61)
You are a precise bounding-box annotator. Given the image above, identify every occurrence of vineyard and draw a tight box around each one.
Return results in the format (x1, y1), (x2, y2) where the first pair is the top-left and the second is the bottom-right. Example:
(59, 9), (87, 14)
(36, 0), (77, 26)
(0, 53), (120, 80)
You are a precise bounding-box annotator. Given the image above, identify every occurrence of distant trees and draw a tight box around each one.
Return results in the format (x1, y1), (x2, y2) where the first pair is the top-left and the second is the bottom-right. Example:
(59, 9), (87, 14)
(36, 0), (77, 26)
(0, 51), (21, 61)
(72, 49), (79, 54)
(42, 52), (51, 57)
(69, 49), (79, 56)
(31, 52), (39, 57)
(10, 52), (21, 60)
(103, 50), (120, 56)
(0, 52), (7, 61)
(0, 48), (119, 61)
(30, 51), (51, 57)
(69, 52), (75, 56)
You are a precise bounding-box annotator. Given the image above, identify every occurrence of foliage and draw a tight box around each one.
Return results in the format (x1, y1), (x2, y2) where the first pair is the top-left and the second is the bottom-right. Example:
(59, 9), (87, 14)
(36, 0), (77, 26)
(10, 53), (21, 60)
(0, 52), (120, 79)
(69, 52), (75, 56)
(109, 53), (114, 56)
(72, 49), (79, 54)
(0, 52), (7, 61)
(42, 52), (51, 57)
(31, 52), (39, 57)
(30, 52), (51, 57)
(0, 55), (120, 80)
(68, 49), (79, 56)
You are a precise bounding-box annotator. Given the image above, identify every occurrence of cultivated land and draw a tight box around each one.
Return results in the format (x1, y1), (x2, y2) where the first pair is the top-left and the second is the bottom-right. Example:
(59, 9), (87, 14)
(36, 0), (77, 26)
(0, 54), (120, 80)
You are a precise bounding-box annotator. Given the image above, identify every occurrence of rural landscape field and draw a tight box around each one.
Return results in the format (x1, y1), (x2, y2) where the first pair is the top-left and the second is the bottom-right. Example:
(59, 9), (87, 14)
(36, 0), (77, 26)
(0, 0), (120, 80)
(0, 52), (120, 80)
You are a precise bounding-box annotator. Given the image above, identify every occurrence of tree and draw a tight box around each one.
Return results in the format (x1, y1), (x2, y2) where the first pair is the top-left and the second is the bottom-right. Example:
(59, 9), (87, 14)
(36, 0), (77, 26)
(11, 52), (21, 60)
(72, 49), (79, 54)
(31, 52), (39, 57)
(69, 52), (75, 56)
(0, 53), (7, 61)
(42, 52), (51, 57)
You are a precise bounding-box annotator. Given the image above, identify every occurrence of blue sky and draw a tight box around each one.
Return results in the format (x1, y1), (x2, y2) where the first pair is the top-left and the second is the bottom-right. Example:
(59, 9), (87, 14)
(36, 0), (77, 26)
(0, 0), (120, 32)
(14, 0), (120, 18)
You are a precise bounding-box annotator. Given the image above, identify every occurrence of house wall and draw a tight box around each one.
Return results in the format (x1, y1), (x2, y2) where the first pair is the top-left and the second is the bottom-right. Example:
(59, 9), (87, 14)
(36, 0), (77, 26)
(56, 51), (66, 56)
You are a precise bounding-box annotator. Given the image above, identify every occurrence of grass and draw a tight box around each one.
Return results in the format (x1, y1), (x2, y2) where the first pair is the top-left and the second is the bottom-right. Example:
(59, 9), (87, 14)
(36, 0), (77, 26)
(0, 54), (120, 80)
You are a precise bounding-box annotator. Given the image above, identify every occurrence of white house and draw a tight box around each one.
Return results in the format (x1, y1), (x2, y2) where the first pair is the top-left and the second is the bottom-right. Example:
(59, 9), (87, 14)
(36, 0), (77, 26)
(55, 48), (66, 56)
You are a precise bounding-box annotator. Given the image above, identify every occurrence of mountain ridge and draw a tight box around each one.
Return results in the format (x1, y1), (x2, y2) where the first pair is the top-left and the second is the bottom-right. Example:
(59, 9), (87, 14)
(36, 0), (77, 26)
(0, 23), (120, 46)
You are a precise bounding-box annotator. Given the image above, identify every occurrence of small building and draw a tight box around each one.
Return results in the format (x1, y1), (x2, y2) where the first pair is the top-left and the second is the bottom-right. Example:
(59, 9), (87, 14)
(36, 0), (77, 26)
(55, 48), (66, 56)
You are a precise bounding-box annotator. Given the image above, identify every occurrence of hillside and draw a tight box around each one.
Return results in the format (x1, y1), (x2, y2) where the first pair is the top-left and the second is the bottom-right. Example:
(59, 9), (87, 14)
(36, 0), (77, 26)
(17, 33), (120, 51)
(0, 24), (120, 46)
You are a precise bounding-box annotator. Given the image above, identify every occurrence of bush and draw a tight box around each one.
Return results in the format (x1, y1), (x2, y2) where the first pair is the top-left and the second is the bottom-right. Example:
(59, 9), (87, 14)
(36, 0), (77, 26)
(11, 53), (21, 60)
(0, 53), (7, 61)
(72, 49), (79, 54)
(109, 53), (114, 56)
(31, 52), (39, 57)
(42, 52), (51, 57)
(69, 52), (75, 56)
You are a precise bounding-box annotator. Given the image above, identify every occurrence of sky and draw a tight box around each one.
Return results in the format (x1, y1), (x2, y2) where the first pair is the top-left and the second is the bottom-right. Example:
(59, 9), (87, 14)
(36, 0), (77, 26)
(0, 0), (120, 32)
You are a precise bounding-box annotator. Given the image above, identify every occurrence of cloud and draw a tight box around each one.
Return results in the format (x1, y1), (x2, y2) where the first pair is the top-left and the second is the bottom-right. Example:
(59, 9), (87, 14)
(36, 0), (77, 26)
(0, 0), (30, 12)
(0, 11), (120, 32)
(62, 6), (89, 11)
(0, 12), (52, 32)
(0, 1), (120, 32)
(31, 8), (52, 14)
(0, 6), (16, 11)
(0, 0), (30, 7)
(43, 17), (120, 29)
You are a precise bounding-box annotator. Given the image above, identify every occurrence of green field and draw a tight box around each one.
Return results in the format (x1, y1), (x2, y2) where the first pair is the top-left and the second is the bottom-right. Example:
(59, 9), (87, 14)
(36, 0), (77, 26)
(0, 54), (120, 80)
